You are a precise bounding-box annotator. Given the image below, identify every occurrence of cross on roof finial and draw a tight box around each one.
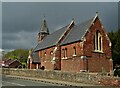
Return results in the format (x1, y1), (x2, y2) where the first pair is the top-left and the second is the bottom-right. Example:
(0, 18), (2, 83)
(72, 17), (75, 21)
(43, 14), (46, 20)
(96, 11), (99, 16)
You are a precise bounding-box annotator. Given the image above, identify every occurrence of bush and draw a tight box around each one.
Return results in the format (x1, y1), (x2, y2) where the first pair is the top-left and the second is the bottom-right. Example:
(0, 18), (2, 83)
(114, 65), (120, 77)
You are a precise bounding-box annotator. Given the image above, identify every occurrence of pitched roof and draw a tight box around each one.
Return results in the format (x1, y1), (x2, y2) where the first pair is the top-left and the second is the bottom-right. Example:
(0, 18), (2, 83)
(34, 15), (96, 51)
(31, 52), (40, 63)
(2, 58), (21, 67)
(34, 25), (68, 51)
(60, 17), (94, 45)
(4, 59), (14, 65)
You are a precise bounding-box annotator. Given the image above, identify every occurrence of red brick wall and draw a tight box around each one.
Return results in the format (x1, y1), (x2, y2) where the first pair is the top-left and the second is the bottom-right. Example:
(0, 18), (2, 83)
(30, 63), (36, 69)
(34, 16), (112, 72)
(61, 57), (85, 72)
(60, 17), (112, 72)
(61, 42), (83, 58)
(38, 46), (61, 70)
(61, 42), (84, 72)
(39, 47), (55, 70)
(83, 17), (112, 72)
(54, 46), (61, 70)
(87, 54), (111, 72)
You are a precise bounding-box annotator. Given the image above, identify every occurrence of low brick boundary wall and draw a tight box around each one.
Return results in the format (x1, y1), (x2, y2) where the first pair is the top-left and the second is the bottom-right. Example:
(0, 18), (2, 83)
(1, 68), (120, 86)
(100, 76), (120, 87)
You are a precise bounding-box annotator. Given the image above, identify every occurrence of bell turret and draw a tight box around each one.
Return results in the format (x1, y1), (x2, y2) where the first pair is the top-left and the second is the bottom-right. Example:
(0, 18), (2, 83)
(38, 16), (49, 43)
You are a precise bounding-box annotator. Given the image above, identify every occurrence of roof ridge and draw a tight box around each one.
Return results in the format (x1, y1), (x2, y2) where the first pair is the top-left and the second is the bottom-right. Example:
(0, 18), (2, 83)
(34, 25), (69, 51)
(49, 25), (68, 36)
(34, 15), (96, 51)
(77, 17), (94, 27)
(39, 25), (68, 42)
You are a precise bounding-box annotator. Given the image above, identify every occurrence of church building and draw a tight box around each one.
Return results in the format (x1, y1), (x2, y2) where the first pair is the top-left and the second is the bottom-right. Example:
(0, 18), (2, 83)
(27, 13), (113, 72)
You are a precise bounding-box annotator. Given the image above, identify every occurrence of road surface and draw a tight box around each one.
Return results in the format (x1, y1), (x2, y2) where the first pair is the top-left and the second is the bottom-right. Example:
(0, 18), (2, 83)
(1, 75), (111, 88)
(2, 75), (63, 87)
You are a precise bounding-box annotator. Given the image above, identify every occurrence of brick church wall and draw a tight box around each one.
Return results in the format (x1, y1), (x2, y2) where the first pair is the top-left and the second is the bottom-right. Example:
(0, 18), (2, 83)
(60, 17), (112, 72)
(83, 17), (112, 72)
(32, 15), (112, 73)
(61, 42), (84, 72)
(39, 46), (55, 70)
(39, 46), (62, 70)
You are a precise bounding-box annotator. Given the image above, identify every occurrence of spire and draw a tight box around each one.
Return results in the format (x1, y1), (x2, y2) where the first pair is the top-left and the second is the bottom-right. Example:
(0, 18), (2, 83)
(38, 16), (50, 43)
(40, 16), (49, 34)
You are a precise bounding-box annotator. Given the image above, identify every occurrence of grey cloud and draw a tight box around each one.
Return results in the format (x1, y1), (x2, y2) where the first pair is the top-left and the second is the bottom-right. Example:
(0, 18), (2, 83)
(2, 2), (118, 49)
(2, 31), (37, 49)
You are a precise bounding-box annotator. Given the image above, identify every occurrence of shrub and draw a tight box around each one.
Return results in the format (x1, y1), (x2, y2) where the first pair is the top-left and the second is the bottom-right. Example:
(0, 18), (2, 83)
(114, 65), (120, 77)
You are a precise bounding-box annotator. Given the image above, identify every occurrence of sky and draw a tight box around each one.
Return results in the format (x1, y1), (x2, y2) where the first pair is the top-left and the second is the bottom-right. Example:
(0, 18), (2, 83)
(1, 2), (119, 51)
(1, 0), (119, 2)
(118, 2), (120, 28)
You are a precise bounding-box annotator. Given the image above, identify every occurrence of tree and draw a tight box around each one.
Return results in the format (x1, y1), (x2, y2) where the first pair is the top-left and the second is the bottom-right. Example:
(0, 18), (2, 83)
(108, 29), (120, 66)
(3, 49), (29, 64)
(108, 29), (120, 76)
(2, 50), (5, 59)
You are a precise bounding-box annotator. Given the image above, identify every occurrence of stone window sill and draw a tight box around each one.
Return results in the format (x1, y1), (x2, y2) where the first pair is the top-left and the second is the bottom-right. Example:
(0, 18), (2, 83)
(73, 54), (77, 57)
(61, 57), (68, 60)
(93, 50), (104, 53)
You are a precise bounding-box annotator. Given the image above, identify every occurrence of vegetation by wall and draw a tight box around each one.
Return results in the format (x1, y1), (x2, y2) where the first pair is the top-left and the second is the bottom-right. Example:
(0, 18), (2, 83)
(108, 29), (120, 66)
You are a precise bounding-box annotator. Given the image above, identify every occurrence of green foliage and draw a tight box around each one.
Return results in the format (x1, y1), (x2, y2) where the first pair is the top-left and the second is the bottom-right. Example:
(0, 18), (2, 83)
(114, 65), (120, 77)
(3, 49), (29, 64)
(108, 29), (120, 65)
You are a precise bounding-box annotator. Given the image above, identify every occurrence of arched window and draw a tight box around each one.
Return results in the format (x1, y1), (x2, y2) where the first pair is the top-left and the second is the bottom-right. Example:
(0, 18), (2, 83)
(62, 49), (65, 58)
(43, 52), (46, 62)
(65, 48), (67, 57)
(50, 51), (53, 61)
(94, 30), (102, 51)
(73, 46), (76, 56)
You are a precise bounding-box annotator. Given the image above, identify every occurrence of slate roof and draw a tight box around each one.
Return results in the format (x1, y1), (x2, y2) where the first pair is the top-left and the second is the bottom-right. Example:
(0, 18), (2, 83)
(34, 16), (94, 51)
(31, 51), (40, 63)
(60, 18), (94, 45)
(34, 25), (68, 51)
(2, 58), (22, 68)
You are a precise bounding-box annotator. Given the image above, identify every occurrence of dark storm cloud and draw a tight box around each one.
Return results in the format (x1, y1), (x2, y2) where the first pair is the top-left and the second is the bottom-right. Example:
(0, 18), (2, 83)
(2, 31), (38, 49)
(2, 2), (118, 49)
(118, 1), (120, 28)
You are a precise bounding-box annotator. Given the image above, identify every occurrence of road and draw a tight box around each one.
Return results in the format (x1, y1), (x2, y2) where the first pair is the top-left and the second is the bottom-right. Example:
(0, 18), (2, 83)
(1, 75), (63, 87)
(1, 75), (110, 88)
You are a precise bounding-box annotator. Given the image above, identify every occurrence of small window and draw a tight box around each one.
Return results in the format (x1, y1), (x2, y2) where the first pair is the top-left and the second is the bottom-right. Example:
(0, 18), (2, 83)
(73, 46), (76, 56)
(62, 49), (65, 58)
(65, 48), (67, 57)
(43, 52), (46, 62)
(94, 35), (96, 50)
(50, 51), (53, 61)
(99, 36), (102, 51)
